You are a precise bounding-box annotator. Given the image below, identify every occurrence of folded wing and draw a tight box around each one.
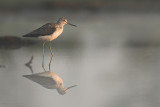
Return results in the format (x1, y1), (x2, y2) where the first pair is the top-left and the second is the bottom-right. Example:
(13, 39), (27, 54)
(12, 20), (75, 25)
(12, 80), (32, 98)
(23, 23), (56, 37)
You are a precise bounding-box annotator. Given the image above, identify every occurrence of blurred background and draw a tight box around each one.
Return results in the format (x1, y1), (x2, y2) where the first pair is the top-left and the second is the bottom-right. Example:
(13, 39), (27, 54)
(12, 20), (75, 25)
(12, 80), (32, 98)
(0, 0), (160, 107)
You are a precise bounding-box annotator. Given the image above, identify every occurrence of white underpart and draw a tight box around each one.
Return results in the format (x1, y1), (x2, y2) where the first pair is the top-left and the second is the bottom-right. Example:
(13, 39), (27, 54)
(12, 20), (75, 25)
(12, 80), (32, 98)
(38, 27), (63, 41)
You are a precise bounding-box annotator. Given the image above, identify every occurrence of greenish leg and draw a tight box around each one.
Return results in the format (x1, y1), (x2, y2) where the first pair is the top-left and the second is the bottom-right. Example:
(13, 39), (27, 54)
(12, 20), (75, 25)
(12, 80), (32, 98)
(42, 41), (47, 72)
(49, 41), (53, 72)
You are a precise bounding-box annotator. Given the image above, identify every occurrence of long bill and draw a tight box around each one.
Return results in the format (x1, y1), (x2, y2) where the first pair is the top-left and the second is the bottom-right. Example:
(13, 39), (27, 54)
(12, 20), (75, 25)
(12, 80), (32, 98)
(66, 85), (78, 90)
(67, 22), (77, 27)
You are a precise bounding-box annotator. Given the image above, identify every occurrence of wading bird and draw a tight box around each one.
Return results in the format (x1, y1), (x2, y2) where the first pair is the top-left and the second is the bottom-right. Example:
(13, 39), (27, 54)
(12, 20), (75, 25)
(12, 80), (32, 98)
(23, 17), (77, 72)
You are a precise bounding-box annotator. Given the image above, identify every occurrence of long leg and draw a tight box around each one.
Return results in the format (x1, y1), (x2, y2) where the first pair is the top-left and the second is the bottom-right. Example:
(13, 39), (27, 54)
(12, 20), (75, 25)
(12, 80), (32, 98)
(42, 41), (47, 72)
(49, 41), (53, 71)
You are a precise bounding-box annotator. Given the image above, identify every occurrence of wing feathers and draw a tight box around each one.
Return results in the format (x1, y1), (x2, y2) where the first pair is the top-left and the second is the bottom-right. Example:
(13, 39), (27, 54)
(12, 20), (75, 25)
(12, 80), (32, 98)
(23, 23), (57, 37)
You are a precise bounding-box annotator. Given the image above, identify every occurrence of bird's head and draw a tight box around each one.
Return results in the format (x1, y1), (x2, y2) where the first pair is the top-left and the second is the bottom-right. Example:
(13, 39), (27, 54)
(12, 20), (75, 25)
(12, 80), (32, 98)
(57, 84), (78, 95)
(57, 17), (77, 27)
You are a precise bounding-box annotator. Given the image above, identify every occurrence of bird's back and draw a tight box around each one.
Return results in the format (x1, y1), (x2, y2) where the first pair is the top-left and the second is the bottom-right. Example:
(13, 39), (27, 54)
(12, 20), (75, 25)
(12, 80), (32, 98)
(23, 23), (57, 37)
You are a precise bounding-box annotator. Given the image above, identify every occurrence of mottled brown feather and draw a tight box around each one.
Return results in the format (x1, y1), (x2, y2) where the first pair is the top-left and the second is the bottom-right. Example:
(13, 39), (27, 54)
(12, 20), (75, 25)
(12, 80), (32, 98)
(23, 23), (57, 37)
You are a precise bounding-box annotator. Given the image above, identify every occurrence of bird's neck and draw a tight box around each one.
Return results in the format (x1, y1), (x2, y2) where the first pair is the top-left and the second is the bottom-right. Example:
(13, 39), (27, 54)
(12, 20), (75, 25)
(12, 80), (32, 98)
(57, 22), (65, 28)
(58, 24), (64, 30)
(57, 86), (66, 95)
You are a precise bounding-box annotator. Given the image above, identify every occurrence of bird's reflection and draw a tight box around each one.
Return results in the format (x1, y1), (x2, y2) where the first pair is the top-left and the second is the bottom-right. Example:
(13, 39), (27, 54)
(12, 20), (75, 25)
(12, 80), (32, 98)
(25, 56), (34, 74)
(0, 36), (37, 50)
(24, 56), (77, 95)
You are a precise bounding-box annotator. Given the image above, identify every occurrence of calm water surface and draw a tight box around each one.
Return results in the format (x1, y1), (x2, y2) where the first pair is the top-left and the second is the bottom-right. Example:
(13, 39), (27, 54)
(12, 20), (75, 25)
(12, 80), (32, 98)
(0, 11), (160, 107)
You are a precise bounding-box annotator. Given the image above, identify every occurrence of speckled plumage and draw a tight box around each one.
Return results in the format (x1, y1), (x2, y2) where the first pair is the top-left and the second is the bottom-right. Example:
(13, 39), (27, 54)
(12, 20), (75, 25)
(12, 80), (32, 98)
(23, 23), (57, 37)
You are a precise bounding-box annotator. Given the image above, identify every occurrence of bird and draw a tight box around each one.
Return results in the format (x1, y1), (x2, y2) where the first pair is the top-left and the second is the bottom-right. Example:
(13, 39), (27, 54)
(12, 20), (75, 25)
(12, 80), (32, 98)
(23, 17), (77, 72)
(23, 71), (77, 95)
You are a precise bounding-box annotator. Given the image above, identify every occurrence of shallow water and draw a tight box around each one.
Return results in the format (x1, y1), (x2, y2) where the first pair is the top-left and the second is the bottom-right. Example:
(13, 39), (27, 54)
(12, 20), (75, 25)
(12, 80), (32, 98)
(0, 11), (160, 107)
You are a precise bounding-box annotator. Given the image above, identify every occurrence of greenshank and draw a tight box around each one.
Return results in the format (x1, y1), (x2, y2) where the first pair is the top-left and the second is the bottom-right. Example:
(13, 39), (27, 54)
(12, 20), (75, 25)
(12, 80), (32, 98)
(23, 17), (77, 72)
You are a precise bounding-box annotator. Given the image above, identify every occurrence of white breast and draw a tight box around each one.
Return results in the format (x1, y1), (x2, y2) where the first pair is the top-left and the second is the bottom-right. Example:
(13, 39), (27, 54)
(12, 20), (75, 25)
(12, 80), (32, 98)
(51, 28), (63, 41)
(38, 27), (63, 41)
